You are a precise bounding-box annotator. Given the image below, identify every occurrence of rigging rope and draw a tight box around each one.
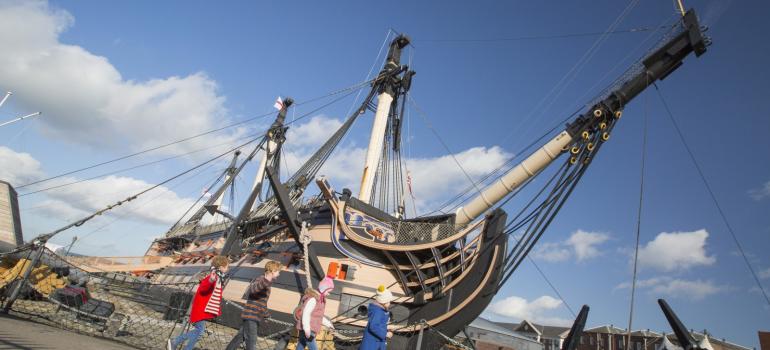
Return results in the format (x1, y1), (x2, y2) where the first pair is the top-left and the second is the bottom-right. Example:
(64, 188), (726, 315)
(418, 26), (668, 43)
(16, 78), (375, 190)
(408, 96), (485, 199)
(626, 88), (648, 348)
(70, 160), (224, 248)
(654, 84), (770, 308)
(19, 134), (264, 247)
(498, 0), (641, 151)
(18, 131), (263, 196)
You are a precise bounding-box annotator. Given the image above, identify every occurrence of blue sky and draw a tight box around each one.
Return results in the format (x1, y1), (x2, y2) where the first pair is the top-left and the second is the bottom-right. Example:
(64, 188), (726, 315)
(0, 0), (768, 347)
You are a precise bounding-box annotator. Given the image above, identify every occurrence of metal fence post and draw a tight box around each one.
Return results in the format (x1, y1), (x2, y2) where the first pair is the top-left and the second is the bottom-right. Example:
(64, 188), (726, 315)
(2, 243), (45, 313)
(415, 320), (425, 350)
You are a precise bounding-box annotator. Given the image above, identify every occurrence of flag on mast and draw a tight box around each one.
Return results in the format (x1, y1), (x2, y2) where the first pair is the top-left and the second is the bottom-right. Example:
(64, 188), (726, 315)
(406, 171), (415, 198)
(273, 96), (284, 110)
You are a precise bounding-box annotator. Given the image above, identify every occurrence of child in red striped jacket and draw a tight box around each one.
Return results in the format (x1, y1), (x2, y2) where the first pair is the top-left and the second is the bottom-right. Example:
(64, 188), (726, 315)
(168, 255), (229, 350)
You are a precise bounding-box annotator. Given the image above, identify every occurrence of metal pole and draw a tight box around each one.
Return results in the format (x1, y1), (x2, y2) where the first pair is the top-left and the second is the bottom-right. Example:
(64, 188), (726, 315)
(2, 243), (45, 313)
(0, 91), (11, 108)
(65, 236), (78, 256)
(415, 322), (425, 350)
(0, 112), (42, 128)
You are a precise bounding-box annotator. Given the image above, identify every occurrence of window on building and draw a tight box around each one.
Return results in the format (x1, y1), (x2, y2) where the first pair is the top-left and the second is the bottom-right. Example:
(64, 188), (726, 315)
(581, 336), (586, 344)
(636, 342), (642, 350)
(590, 337), (596, 345)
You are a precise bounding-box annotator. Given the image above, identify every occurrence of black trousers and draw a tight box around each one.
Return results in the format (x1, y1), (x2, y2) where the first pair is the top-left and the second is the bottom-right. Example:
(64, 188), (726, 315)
(225, 319), (259, 350)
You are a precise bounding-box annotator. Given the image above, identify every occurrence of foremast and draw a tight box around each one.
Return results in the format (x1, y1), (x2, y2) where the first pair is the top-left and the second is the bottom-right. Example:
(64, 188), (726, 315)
(358, 35), (413, 207)
(455, 10), (709, 227)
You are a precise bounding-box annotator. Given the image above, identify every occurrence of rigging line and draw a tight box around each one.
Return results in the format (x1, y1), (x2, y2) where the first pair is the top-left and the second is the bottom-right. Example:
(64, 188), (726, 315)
(500, 0), (640, 151)
(22, 88), (359, 197)
(626, 87), (648, 348)
(14, 111), (273, 189)
(574, 16), (675, 113)
(166, 168), (227, 234)
(345, 29), (392, 118)
(18, 131), (265, 197)
(16, 79), (373, 190)
(72, 160), (222, 245)
(427, 107), (580, 216)
(654, 84), (770, 307)
(408, 95), (485, 197)
(529, 255), (577, 317)
(25, 133), (258, 245)
(418, 26), (666, 43)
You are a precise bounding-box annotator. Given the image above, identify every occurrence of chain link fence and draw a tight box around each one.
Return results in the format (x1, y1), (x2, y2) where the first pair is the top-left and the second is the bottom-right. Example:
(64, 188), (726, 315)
(1, 245), (474, 349)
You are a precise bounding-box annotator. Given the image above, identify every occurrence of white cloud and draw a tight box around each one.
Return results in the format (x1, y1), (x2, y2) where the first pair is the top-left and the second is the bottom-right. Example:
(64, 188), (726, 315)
(759, 267), (770, 280)
(637, 229), (716, 272)
(286, 115), (343, 149)
(533, 242), (571, 262)
(615, 277), (726, 300)
(533, 230), (610, 262)
(0, 146), (44, 186)
(1, 146), (195, 226)
(280, 116), (511, 212)
(39, 175), (196, 226)
(488, 295), (571, 326)
(749, 180), (770, 201)
(0, 1), (243, 156)
(568, 230), (610, 260)
(406, 146), (511, 212)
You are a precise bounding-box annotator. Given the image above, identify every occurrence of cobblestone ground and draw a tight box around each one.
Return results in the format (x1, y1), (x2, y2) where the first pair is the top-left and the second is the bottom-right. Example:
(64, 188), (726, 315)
(0, 313), (138, 350)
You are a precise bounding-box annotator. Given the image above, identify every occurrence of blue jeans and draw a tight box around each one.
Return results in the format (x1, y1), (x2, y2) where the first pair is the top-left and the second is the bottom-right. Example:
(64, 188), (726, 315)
(296, 331), (318, 350)
(171, 321), (205, 350)
(225, 319), (259, 350)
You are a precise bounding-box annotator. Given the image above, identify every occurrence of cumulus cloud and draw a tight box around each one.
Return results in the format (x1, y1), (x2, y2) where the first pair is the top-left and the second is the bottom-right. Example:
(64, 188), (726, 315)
(0, 1), (243, 156)
(286, 115), (343, 149)
(637, 229), (716, 272)
(615, 277), (726, 300)
(0, 146), (44, 186)
(749, 180), (770, 201)
(38, 175), (196, 226)
(1, 146), (195, 226)
(487, 295), (571, 326)
(280, 115), (512, 212)
(533, 230), (610, 262)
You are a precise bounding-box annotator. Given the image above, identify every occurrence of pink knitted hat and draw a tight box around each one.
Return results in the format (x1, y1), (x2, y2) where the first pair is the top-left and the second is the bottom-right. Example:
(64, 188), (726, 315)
(318, 276), (335, 294)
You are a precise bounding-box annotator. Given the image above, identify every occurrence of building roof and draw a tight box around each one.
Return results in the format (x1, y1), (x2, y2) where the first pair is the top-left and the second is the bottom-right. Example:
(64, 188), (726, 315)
(631, 329), (663, 338)
(467, 317), (543, 343)
(503, 319), (570, 338)
(585, 325), (628, 335)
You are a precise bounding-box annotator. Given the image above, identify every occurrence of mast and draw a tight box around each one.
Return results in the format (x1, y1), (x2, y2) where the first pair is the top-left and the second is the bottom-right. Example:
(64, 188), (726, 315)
(165, 99), (293, 237)
(454, 10), (709, 227)
(358, 34), (411, 204)
(250, 98), (293, 210)
(220, 100), (292, 254)
(202, 150), (240, 225)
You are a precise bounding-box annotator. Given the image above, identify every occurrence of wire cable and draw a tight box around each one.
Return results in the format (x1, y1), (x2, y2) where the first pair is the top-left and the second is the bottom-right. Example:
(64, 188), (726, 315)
(654, 84), (770, 308)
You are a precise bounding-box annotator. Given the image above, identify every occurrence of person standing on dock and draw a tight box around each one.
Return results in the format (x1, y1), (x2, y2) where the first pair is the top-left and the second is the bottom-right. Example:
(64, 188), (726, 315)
(225, 260), (282, 350)
(167, 255), (229, 350)
(359, 285), (394, 350)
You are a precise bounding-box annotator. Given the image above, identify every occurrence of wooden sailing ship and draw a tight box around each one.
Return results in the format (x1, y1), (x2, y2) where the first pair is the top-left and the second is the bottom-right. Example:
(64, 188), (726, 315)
(6, 8), (709, 350)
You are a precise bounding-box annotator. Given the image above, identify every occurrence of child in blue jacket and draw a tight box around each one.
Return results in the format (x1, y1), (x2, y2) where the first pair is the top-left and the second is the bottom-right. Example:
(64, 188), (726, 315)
(359, 285), (394, 350)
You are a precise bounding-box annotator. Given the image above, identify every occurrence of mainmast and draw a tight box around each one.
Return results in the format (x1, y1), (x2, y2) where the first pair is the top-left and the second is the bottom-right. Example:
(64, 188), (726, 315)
(358, 35), (411, 204)
(454, 10), (709, 227)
